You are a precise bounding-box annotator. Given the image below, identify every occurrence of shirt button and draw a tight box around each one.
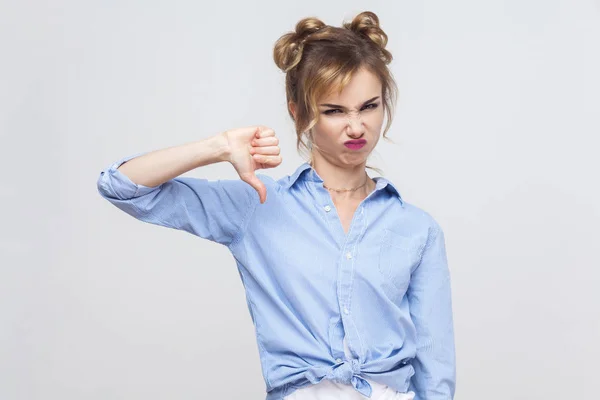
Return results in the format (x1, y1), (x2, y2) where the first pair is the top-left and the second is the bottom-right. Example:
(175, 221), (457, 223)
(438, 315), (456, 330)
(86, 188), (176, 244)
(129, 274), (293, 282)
(324, 205), (332, 212)
(343, 307), (349, 315)
(346, 252), (352, 259)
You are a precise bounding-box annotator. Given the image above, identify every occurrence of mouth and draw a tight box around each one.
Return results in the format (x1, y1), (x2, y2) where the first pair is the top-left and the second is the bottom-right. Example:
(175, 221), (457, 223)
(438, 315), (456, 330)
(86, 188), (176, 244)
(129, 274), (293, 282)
(344, 139), (367, 150)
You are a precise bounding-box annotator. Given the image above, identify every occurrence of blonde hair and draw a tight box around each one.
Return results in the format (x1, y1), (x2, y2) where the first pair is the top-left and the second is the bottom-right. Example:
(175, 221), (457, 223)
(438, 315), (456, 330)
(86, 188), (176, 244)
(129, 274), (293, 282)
(273, 11), (398, 173)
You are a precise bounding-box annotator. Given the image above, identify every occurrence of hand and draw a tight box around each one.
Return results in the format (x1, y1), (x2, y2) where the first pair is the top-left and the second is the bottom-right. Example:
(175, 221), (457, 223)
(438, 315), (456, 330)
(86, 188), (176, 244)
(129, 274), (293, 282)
(221, 126), (282, 204)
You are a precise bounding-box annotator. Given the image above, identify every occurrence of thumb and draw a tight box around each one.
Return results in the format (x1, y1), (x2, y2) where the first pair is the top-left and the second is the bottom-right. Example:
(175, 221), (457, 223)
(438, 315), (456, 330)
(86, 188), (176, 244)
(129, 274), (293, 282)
(244, 172), (267, 204)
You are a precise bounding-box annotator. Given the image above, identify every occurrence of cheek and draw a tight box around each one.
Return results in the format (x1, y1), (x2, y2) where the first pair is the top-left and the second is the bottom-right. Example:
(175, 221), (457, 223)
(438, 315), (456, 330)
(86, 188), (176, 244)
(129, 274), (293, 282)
(365, 109), (385, 126)
(313, 118), (339, 139)
(316, 116), (340, 130)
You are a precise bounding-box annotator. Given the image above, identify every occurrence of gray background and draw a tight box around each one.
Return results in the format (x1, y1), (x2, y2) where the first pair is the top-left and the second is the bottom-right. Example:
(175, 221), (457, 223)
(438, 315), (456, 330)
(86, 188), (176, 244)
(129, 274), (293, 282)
(2, 0), (599, 399)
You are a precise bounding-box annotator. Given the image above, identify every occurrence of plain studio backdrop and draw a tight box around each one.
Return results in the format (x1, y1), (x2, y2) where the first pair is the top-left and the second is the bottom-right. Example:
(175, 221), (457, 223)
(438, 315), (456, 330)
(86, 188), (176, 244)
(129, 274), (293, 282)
(1, 1), (599, 399)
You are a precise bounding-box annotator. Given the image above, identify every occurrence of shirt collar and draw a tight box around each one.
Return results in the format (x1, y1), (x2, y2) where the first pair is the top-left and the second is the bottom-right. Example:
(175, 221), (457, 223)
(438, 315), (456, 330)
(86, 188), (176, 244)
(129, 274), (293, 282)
(281, 162), (404, 206)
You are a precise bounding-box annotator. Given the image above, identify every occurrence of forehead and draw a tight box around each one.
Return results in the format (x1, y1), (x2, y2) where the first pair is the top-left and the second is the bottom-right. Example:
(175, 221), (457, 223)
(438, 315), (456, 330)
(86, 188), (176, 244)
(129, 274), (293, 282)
(320, 68), (382, 104)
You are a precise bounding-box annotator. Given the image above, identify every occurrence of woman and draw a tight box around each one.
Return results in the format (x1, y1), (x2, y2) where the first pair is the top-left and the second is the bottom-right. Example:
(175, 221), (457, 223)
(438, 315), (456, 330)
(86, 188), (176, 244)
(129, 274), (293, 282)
(97, 11), (455, 400)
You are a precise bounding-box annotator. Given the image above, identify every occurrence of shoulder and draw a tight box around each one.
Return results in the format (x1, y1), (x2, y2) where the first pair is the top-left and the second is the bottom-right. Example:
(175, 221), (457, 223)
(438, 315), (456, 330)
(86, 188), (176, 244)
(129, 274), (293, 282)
(398, 199), (444, 235)
(254, 173), (284, 197)
(256, 163), (308, 194)
(255, 172), (280, 187)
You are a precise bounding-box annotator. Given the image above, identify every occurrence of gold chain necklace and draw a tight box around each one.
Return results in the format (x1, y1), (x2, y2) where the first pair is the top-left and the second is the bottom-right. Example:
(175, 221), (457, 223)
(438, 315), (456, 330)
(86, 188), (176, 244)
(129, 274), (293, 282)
(323, 176), (369, 193)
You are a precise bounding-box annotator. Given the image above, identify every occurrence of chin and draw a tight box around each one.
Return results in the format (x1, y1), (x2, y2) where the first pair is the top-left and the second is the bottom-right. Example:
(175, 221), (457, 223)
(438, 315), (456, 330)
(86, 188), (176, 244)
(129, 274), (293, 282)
(339, 155), (369, 167)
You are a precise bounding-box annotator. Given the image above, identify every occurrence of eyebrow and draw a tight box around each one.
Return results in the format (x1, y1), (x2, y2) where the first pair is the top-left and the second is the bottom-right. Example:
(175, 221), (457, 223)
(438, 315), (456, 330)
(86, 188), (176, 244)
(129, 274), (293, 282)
(319, 96), (380, 109)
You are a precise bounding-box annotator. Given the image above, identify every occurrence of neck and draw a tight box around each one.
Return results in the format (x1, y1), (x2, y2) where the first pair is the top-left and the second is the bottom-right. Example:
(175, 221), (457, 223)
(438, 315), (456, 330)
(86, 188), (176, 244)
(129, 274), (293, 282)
(310, 154), (375, 200)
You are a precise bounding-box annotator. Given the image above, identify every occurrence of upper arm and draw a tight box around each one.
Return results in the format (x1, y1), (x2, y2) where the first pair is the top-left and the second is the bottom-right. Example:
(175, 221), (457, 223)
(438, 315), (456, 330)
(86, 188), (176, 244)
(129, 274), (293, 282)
(97, 154), (259, 246)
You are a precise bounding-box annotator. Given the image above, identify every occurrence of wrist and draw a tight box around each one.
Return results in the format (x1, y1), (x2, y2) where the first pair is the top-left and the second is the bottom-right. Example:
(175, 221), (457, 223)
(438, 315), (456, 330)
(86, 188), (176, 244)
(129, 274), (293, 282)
(210, 132), (232, 164)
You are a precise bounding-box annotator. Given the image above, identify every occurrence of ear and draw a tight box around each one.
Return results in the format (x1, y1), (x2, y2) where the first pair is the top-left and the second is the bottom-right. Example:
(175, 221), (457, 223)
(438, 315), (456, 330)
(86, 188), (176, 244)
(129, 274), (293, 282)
(288, 101), (297, 120)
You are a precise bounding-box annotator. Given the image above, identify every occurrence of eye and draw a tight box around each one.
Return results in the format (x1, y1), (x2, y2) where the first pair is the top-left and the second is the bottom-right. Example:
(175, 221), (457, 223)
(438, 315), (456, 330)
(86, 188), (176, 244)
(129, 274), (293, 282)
(322, 103), (379, 115)
(362, 103), (379, 111)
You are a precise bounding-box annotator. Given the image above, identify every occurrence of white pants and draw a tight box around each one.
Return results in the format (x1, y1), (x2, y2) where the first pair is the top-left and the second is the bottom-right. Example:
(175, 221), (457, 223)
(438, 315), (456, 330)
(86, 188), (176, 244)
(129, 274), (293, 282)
(283, 379), (415, 400)
(283, 337), (415, 400)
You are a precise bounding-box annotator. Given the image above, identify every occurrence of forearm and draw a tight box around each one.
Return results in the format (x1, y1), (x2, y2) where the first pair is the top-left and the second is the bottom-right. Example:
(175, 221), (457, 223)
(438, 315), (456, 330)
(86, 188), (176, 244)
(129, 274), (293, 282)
(117, 133), (231, 188)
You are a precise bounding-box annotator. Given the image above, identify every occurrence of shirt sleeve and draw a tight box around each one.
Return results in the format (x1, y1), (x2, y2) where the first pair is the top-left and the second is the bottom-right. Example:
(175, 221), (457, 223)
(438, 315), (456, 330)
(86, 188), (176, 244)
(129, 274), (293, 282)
(96, 152), (259, 247)
(407, 222), (456, 400)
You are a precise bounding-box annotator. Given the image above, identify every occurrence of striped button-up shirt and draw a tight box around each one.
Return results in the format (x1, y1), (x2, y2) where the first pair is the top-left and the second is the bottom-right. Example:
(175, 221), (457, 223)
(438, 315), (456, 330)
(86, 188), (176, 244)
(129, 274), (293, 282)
(97, 153), (456, 400)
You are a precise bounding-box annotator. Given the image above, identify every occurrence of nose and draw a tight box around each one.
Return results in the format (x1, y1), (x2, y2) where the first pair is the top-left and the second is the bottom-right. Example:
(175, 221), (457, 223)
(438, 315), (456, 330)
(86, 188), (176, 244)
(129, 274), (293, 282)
(345, 110), (365, 137)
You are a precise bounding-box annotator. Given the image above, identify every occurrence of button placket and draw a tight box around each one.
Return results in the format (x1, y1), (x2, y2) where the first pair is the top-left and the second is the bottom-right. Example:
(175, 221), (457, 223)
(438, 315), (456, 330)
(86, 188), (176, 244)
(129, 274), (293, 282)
(337, 206), (365, 362)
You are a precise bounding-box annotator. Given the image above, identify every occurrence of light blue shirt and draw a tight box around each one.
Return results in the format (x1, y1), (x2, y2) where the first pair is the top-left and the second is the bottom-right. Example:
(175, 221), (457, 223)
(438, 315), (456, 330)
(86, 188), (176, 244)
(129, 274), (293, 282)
(97, 153), (456, 400)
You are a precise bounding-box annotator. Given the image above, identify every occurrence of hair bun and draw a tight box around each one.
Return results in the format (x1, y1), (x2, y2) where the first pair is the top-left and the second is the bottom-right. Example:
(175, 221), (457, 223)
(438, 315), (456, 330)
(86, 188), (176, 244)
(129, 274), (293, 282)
(273, 17), (327, 72)
(343, 11), (392, 64)
(294, 17), (327, 42)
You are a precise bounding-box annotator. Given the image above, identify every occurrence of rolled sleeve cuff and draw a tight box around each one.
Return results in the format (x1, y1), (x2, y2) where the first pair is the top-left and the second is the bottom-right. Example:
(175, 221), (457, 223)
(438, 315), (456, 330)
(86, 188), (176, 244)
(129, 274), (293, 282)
(97, 152), (160, 200)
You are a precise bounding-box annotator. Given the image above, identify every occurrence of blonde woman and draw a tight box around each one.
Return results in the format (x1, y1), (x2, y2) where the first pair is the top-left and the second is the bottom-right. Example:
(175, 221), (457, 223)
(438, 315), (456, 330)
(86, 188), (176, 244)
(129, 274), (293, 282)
(97, 11), (455, 400)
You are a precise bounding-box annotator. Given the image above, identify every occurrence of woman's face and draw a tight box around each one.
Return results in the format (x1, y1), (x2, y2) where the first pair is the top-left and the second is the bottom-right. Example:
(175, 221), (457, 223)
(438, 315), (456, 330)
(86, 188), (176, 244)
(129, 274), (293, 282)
(311, 67), (385, 167)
